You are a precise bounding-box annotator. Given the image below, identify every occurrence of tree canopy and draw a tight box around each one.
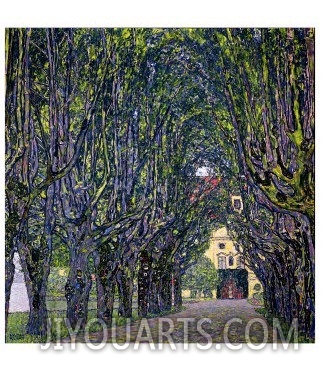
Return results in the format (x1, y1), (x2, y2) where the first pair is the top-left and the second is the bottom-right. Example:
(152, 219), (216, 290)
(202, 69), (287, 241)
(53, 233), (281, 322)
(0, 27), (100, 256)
(5, 28), (315, 341)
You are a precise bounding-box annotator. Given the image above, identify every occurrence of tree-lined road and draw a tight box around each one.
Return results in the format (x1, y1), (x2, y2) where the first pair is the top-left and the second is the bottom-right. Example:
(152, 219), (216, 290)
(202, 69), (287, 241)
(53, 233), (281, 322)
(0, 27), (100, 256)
(63, 299), (274, 344)
(6, 28), (314, 341)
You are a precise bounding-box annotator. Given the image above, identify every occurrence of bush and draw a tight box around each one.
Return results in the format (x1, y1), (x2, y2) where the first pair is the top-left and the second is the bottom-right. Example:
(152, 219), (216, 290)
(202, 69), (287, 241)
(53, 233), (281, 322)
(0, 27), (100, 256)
(252, 291), (264, 305)
(47, 267), (69, 297)
(182, 256), (218, 298)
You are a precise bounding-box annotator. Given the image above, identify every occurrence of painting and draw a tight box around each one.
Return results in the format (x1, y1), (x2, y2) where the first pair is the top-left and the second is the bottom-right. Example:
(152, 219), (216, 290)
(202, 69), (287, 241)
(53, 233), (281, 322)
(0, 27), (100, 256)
(5, 27), (315, 349)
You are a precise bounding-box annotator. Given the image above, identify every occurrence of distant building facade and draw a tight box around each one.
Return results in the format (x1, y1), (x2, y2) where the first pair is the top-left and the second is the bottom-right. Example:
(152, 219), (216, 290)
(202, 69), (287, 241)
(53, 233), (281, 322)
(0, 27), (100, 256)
(182, 191), (263, 300)
(205, 226), (262, 299)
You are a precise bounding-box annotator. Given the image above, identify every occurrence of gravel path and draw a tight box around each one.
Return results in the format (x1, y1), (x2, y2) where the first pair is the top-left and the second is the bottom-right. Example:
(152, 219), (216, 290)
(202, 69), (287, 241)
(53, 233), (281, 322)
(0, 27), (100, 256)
(62, 299), (273, 344)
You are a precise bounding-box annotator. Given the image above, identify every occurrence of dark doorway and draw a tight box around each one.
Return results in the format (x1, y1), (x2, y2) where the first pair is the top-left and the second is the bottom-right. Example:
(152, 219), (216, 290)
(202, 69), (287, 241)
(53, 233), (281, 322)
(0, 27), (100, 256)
(216, 269), (248, 299)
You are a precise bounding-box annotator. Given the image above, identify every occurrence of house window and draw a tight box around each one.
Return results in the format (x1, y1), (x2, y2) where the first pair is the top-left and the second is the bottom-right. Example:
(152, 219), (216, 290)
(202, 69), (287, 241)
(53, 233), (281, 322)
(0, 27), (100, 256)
(219, 243), (225, 249)
(229, 256), (234, 266)
(233, 199), (241, 210)
(236, 256), (241, 268)
(218, 256), (227, 269)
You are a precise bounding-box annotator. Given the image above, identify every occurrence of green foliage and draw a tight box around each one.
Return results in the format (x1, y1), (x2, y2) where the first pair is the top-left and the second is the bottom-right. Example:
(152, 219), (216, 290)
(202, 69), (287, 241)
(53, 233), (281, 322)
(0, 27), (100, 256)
(252, 291), (264, 306)
(47, 267), (69, 297)
(51, 241), (69, 268)
(182, 256), (218, 298)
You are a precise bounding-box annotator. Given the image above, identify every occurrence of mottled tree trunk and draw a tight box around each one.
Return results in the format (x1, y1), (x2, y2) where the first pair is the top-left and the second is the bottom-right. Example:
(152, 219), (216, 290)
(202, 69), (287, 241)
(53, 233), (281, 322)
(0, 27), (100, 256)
(18, 242), (51, 336)
(26, 287), (48, 336)
(65, 252), (92, 331)
(138, 252), (151, 317)
(148, 278), (160, 315)
(173, 265), (182, 311)
(116, 262), (135, 318)
(5, 28), (31, 336)
(116, 249), (139, 318)
(94, 247), (118, 326)
(159, 270), (172, 312)
(96, 273), (116, 326)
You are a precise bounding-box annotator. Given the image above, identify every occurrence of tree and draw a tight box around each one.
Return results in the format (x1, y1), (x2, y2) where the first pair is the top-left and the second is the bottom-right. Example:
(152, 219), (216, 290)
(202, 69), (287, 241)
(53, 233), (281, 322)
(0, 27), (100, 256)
(204, 28), (314, 338)
(5, 28), (111, 335)
(182, 256), (218, 298)
(179, 27), (314, 339)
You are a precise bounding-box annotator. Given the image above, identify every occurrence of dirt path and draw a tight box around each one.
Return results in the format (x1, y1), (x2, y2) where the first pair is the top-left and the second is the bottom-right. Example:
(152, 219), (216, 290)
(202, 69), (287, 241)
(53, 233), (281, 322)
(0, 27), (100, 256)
(62, 299), (273, 344)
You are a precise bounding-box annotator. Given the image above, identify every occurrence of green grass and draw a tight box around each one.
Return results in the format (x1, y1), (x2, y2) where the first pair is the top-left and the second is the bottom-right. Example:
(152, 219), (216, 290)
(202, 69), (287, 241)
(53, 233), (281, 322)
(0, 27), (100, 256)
(6, 297), (186, 343)
(6, 309), (140, 344)
(254, 307), (315, 343)
(254, 307), (267, 316)
(7, 301), (187, 343)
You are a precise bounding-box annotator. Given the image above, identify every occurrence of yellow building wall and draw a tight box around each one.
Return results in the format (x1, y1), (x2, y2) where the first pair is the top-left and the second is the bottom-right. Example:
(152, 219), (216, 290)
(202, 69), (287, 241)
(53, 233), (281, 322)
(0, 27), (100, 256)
(206, 227), (241, 269)
(205, 227), (263, 299)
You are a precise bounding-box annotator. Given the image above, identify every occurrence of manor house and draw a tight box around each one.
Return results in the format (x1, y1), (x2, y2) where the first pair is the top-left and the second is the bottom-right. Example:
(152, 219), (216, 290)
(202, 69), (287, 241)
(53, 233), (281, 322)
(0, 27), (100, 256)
(205, 226), (262, 299)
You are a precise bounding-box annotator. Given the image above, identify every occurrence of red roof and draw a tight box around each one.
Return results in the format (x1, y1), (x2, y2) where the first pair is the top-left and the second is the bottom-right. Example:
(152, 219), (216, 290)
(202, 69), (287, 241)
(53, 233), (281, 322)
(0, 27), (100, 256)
(189, 176), (221, 203)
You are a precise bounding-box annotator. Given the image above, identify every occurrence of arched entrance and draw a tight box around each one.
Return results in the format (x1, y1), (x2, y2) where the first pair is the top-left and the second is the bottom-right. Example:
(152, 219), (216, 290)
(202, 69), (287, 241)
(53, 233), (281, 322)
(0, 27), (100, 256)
(217, 269), (248, 299)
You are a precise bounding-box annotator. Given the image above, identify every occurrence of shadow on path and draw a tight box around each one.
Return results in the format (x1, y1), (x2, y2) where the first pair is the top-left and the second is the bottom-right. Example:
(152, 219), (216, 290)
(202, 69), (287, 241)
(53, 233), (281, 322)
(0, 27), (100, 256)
(62, 299), (274, 344)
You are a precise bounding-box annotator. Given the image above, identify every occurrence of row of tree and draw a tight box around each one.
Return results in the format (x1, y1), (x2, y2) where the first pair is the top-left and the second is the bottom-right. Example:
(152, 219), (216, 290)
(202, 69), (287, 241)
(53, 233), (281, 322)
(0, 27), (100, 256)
(5, 28), (315, 340)
(205, 28), (314, 338)
(5, 28), (230, 336)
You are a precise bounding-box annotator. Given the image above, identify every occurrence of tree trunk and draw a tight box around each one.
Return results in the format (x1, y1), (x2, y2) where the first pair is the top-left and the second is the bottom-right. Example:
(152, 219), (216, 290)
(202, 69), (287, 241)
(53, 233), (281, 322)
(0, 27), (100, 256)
(116, 266), (134, 318)
(96, 272), (116, 326)
(148, 278), (160, 315)
(26, 287), (48, 336)
(300, 221), (315, 339)
(18, 243), (50, 336)
(138, 251), (151, 317)
(65, 252), (92, 331)
(173, 266), (182, 311)
(160, 271), (172, 312)
(94, 247), (118, 326)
